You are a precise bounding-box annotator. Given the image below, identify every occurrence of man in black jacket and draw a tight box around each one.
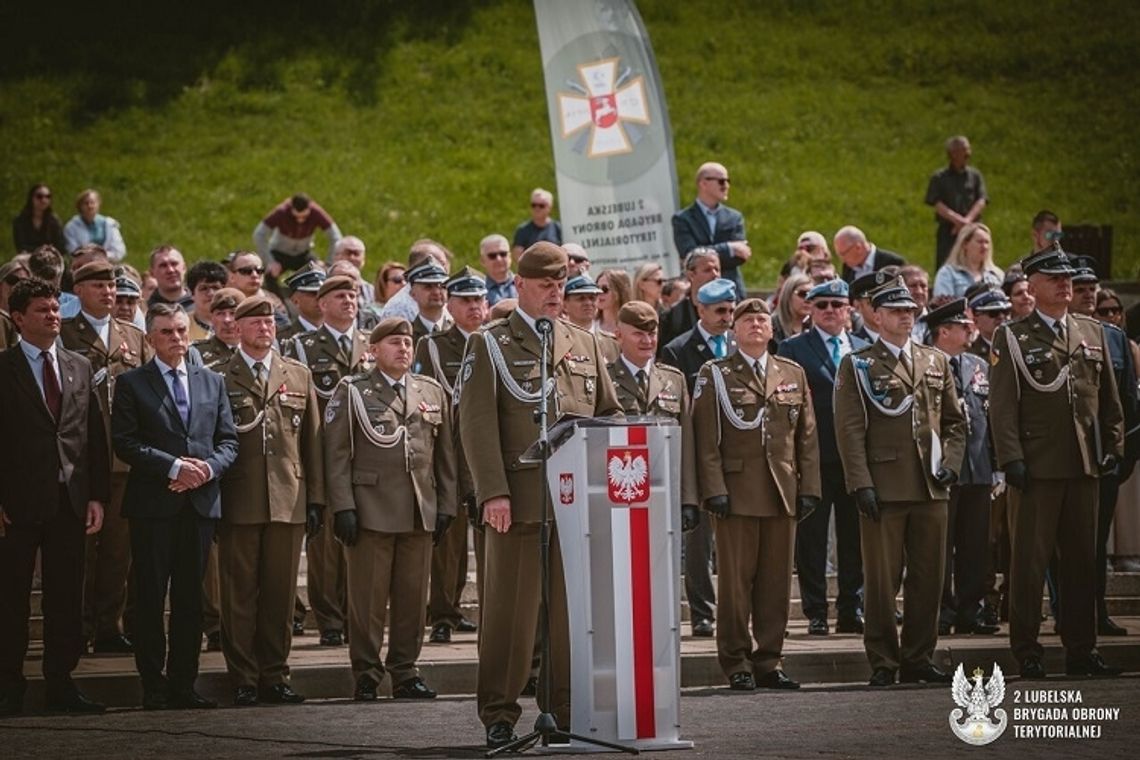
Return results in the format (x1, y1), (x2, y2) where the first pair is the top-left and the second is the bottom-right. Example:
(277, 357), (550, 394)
(835, 225), (905, 284)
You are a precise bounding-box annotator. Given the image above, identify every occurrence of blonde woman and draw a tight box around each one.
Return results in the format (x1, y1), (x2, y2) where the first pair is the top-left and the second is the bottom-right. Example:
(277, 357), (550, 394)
(595, 268), (632, 335)
(771, 273), (812, 345)
(933, 223), (1003, 298)
(633, 262), (666, 313)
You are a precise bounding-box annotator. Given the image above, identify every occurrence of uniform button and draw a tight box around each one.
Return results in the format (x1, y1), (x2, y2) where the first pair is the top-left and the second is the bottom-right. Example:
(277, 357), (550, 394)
(267, 450), (275, 456)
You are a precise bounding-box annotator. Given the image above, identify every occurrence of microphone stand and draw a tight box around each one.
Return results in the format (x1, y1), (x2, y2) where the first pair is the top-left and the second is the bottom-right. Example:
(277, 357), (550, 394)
(489, 317), (636, 757)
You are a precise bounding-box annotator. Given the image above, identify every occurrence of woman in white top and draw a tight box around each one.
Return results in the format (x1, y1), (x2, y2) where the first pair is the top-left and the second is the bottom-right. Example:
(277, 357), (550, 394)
(63, 189), (126, 262)
(932, 223), (1002, 298)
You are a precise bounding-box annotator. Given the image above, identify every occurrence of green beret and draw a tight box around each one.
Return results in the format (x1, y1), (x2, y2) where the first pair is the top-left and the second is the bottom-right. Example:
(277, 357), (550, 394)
(733, 298), (770, 322)
(517, 241), (568, 280)
(210, 287), (245, 312)
(234, 295), (274, 319)
(72, 260), (115, 284)
(369, 317), (413, 343)
(318, 275), (356, 300)
(618, 301), (659, 332)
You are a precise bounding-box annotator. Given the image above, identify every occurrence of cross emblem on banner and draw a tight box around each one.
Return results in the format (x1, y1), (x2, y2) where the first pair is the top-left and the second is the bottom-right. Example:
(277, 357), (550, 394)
(558, 57), (650, 158)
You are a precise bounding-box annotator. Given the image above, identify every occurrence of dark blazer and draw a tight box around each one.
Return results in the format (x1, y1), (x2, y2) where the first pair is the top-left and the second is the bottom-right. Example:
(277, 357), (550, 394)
(840, 246), (906, 283)
(112, 359), (238, 519)
(1104, 322), (1140, 464)
(657, 297), (697, 356)
(950, 351), (994, 486)
(659, 325), (737, 395)
(672, 202), (748, 297)
(778, 328), (868, 465)
(0, 345), (109, 524)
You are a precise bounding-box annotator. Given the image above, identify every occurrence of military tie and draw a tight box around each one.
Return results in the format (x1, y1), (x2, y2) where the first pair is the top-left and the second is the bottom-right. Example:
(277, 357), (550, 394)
(899, 348), (912, 379)
(950, 355), (962, 392)
(252, 361), (267, 399)
(753, 359), (766, 388)
(711, 334), (727, 359)
(338, 334), (353, 364)
(392, 381), (406, 419)
(636, 369), (649, 404)
(827, 335), (842, 367)
(1055, 319), (1066, 344)
(41, 351), (62, 422)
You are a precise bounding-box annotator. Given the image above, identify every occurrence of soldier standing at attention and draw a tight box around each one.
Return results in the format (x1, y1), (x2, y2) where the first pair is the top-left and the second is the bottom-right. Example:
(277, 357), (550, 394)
(284, 274), (374, 647)
(278, 263), (327, 342)
(459, 242), (621, 750)
(60, 260), (150, 654)
(190, 288), (245, 371)
(407, 260), (453, 342)
(989, 246), (1124, 678)
(415, 266), (487, 644)
(835, 280), (966, 687)
(324, 318), (457, 701)
(691, 298), (820, 691)
(215, 296), (324, 706)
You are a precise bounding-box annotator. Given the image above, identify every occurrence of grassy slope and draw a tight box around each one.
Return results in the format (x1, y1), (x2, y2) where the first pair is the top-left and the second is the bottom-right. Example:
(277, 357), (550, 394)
(0, 0), (1137, 286)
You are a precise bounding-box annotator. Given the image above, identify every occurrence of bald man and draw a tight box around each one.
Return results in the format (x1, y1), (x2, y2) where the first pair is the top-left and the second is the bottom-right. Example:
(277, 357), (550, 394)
(672, 162), (751, 298)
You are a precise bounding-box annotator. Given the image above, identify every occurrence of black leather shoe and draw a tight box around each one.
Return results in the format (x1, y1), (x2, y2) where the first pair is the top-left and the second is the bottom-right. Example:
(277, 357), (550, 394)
(836, 616), (864, 634)
(392, 676), (436, 699)
(1099, 618), (1129, 636)
(142, 691), (170, 711)
(45, 686), (105, 714)
(353, 676), (378, 701)
(938, 620), (952, 636)
(1020, 656), (1047, 679)
(868, 668), (896, 687)
(979, 604), (999, 627)
(728, 671), (755, 691)
(691, 618), (714, 637)
(456, 618), (478, 633)
(168, 689), (217, 709)
(319, 630), (344, 647)
(521, 675), (538, 697)
(756, 669), (799, 689)
(899, 664), (953, 684)
(92, 634), (133, 654)
(233, 686), (259, 707)
(1066, 652), (1122, 677)
(429, 623), (451, 643)
(956, 621), (1001, 635)
(261, 683), (305, 704)
(808, 618), (829, 636)
(292, 620), (305, 636)
(895, 610), (903, 626)
(205, 632), (222, 652)
(487, 721), (517, 749)
(0, 693), (23, 716)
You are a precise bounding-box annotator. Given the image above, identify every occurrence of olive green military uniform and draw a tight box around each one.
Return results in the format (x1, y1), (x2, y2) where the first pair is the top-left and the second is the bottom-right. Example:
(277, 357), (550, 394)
(835, 340), (966, 673)
(192, 335), (237, 371)
(412, 313), (454, 344)
(60, 313), (150, 643)
(691, 353), (820, 680)
(324, 369), (457, 689)
(990, 311), (1124, 663)
(283, 324), (374, 636)
(596, 330), (620, 364)
(216, 350), (324, 690)
(277, 315), (320, 343)
(459, 310), (622, 730)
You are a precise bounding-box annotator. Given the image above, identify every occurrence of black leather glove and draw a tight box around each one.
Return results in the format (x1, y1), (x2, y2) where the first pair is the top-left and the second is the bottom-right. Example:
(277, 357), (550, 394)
(855, 487), (880, 522)
(433, 514), (454, 546)
(334, 510), (358, 547)
(706, 495), (730, 518)
(1100, 454), (1120, 476)
(1004, 460), (1029, 491)
(681, 505), (700, 532)
(796, 495), (820, 523)
(933, 468), (958, 488)
(305, 504), (323, 538)
(463, 493), (480, 526)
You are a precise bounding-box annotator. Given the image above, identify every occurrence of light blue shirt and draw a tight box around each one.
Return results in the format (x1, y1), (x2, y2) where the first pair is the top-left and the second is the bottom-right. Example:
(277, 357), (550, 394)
(18, 338), (58, 405)
(153, 356), (211, 482)
(60, 292), (81, 319)
(485, 273), (518, 306)
(696, 199), (719, 237)
(932, 264), (1003, 299)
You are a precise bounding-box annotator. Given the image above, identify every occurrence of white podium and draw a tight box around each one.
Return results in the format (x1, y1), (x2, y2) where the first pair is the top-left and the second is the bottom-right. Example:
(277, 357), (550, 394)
(540, 416), (692, 752)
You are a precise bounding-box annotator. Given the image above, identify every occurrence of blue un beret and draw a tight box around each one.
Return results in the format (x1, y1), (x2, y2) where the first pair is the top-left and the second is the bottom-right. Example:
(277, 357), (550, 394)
(806, 279), (849, 301)
(697, 278), (737, 305)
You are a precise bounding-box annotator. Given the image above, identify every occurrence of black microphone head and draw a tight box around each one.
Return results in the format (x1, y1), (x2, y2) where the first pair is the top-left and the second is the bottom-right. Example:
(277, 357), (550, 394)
(535, 317), (554, 335)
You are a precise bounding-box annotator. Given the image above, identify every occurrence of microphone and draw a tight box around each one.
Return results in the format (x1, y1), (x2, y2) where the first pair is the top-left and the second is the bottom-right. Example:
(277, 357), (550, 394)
(535, 317), (554, 336)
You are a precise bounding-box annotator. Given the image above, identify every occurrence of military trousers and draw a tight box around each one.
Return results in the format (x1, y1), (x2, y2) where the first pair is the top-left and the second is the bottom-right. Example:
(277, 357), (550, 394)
(306, 508), (348, 634)
(218, 521), (304, 689)
(983, 487), (1013, 617)
(940, 484), (991, 628)
(860, 500), (947, 672)
(477, 521), (569, 729)
(345, 529), (431, 688)
(83, 472), (131, 641)
(683, 511), (716, 623)
(1008, 477), (1097, 663)
(428, 508), (469, 630)
(714, 514), (795, 679)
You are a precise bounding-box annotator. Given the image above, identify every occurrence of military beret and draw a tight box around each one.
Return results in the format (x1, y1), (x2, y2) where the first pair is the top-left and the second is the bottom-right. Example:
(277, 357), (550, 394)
(806, 278), (849, 301)
(446, 266), (487, 297)
(697, 278), (737, 305)
(406, 260), (449, 285)
(285, 263), (326, 293)
(369, 317), (413, 343)
(517, 241), (568, 280)
(618, 301), (659, 332)
(922, 297), (971, 328)
(1022, 245), (1076, 277)
(115, 276), (141, 298)
(969, 289), (1012, 313)
(850, 270), (897, 300)
(871, 284), (918, 310)
(210, 287), (245, 312)
(564, 273), (603, 296)
(733, 298), (771, 322)
(1071, 255), (1099, 284)
(72, 260), (115, 284)
(234, 295), (273, 319)
(318, 275), (356, 299)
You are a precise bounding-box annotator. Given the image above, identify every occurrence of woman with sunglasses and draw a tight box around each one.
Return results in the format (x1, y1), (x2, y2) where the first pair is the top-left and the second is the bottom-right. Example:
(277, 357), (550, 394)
(633, 262), (666, 313)
(373, 262), (407, 308)
(771, 273), (813, 349)
(595, 268), (632, 335)
(63, 188), (127, 262)
(12, 184), (67, 254)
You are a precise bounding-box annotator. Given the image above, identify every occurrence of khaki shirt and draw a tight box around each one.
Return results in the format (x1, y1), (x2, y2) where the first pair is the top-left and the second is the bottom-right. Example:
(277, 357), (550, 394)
(282, 324), (374, 411)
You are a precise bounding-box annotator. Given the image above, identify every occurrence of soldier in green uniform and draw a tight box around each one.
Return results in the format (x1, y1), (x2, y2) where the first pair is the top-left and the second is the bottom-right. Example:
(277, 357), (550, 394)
(691, 298), (820, 691)
(415, 266), (486, 644)
(835, 280), (966, 687)
(324, 318), (457, 700)
(277, 263), (326, 342)
(406, 260), (453, 342)
(458, 242), (622, 749)
(61, 260), (151, 653)
(190, 288), (245, 371)
(215, 296), (324, 706)
(989, 246), (1124, 678)
(562, 274), (620, 363)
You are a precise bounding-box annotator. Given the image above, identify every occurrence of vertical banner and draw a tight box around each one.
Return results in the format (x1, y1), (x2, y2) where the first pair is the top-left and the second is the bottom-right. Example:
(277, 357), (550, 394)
(533, 0), (680, 277)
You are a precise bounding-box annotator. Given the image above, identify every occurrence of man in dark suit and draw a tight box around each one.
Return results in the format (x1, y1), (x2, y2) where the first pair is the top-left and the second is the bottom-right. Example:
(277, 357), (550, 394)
(658, 248), (721, 351)
(0, 279), (110, 716)
(660, 278), (737, 638)
(112, 303), (238, 710)
(777, 279), (867, 636)
(672, 162), (751, 299)
(835, 225), (905, 284)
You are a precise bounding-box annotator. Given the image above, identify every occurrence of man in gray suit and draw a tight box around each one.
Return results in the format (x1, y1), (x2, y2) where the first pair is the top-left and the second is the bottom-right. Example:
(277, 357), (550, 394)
(672, 162), (751, 298)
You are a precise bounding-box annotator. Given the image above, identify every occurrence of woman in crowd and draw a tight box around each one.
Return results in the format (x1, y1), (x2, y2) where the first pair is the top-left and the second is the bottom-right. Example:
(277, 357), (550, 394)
(633, 262), (666, 313)
(373, 262), (407, 307)
(933, 223), (1003, 298)
(771, 273), (812, 346)
(1001, 270), (1034, 319)
(595, 268), (632, 335)
(12, 184), (67, 254)
(63, 188), (127, 261)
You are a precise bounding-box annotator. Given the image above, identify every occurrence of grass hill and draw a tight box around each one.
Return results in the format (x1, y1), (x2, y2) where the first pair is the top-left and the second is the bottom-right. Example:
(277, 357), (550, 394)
(1, 0), (1138, 286)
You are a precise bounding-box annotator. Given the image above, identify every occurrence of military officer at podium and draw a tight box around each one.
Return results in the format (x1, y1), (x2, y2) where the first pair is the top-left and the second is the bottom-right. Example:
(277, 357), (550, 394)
(459, 242), (621, 750)
(691, 298), (820, 691)
(324, 317), (457, 701)
(834, 280), (966, 687)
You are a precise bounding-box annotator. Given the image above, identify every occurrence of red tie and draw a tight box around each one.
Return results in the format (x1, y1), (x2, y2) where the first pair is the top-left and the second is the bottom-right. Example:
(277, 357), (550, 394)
(42, 350), (62, 422)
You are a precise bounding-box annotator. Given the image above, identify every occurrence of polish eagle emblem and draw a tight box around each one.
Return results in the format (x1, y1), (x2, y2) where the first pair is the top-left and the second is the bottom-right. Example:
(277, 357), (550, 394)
(948, 663), (1008, 745)
(607, 449), (648, 504)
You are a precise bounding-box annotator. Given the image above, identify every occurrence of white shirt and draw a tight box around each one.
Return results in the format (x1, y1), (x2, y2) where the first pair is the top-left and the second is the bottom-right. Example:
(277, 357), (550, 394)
(239, 348), (272, 377)
(741, 351), (769, 377)
(153, 357), (212, 482)
(514, 307), (543, 339)
(418, 314), (444, 334)
(82, 311), (112, 349)
(879, 337), (913, 365)
(297, 315), (321, 333)
(380, 370), (407, 395)
(18, 338), (59, 406)
(814, 326), (851, 361)
(1036, 309), (1068, 337)
(851, 245), (879, 280)
(323, 323), (351, 345)
(621, 355), (652, 379)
